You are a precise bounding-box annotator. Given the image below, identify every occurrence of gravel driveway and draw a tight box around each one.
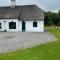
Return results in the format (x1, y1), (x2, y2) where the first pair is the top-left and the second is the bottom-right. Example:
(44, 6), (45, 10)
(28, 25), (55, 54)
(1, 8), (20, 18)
(0, 32), (56, 53)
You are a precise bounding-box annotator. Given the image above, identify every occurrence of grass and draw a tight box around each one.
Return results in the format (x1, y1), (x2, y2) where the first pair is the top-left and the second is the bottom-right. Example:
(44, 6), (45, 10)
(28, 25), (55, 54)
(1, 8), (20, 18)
(0, 27), (60, 60)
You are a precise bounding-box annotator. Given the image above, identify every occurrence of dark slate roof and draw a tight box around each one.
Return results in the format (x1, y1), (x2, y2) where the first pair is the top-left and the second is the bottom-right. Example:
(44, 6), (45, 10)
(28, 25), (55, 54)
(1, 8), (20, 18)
(0, 5), (44, 21)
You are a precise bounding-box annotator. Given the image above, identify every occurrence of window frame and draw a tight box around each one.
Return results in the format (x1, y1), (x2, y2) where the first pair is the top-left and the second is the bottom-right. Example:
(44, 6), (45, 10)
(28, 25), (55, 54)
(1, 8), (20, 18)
(9, 21), (16, 29)
(33, 21), (37, 27)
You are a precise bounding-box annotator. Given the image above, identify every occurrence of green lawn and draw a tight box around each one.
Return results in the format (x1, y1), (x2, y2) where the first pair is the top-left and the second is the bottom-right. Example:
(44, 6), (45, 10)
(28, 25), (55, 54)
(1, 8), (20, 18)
(0, 27), (60, 60)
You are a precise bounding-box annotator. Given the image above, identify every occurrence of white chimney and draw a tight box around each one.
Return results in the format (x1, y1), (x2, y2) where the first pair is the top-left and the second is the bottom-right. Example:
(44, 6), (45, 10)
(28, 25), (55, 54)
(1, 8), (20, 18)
(10, 0), (16, 7)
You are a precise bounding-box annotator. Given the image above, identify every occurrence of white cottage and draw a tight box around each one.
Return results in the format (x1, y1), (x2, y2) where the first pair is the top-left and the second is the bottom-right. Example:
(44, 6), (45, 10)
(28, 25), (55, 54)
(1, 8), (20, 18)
(0, 0), (44, 32)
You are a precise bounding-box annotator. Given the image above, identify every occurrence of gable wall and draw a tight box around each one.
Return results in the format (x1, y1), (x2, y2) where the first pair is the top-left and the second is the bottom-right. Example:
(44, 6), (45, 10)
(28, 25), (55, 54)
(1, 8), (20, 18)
(25, 20), (44, 32)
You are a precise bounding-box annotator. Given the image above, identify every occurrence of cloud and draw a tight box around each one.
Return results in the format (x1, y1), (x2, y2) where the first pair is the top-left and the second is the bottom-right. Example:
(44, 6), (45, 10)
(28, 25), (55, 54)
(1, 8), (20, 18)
(0, 0), (59, 12)
(48, 0), (55, 2)
(37, 0), (60, 11)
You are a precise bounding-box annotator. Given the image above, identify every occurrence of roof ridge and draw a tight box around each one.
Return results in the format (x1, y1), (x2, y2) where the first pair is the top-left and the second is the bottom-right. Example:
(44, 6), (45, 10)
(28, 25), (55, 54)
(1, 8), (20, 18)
(0, 4), (37, 8)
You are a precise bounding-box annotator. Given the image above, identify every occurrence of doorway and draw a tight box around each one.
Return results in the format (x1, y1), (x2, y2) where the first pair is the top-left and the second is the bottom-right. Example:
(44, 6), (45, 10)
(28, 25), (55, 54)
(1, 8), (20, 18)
(22, 21), (25, 31)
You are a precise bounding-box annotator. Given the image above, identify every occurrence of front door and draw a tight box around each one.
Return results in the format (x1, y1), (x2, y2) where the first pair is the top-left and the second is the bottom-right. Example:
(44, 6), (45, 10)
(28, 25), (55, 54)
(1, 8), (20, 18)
(22, 21), (25, 31)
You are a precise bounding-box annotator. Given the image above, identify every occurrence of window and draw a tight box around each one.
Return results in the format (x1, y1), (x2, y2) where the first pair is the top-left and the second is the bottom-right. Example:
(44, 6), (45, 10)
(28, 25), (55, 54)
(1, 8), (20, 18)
(33, 21), (37, 27)
(9, 21), (16, 29)
(0, 23), (1, 25)
(0, 23), (2, 29)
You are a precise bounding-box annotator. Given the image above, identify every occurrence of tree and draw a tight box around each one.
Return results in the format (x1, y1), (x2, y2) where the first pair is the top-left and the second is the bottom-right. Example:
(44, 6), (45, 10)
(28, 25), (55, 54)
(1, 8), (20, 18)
(44, 10), (60, 27)
(44, 11), (54, 26)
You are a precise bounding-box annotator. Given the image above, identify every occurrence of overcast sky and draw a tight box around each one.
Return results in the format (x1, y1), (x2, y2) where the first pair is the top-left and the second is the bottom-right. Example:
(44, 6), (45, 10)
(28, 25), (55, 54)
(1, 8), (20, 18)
(0, 0), (60, 12)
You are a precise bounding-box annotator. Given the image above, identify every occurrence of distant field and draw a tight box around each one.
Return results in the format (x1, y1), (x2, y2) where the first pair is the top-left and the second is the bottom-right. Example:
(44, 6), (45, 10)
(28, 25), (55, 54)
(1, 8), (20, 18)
(0, 27), (60, 60)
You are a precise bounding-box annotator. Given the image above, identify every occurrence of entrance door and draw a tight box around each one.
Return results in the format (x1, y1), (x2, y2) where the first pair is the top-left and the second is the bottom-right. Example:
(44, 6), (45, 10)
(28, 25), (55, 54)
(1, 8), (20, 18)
(22, 21), (25, 31)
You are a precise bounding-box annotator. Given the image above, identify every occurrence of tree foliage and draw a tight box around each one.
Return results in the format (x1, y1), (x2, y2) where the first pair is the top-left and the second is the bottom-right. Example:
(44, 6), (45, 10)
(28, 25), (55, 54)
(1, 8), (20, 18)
(44, 10), (60, 26)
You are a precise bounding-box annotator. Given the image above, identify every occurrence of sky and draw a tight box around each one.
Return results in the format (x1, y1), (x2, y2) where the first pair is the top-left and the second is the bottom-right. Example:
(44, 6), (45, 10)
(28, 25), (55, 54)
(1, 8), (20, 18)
(0, 0), (60, 12)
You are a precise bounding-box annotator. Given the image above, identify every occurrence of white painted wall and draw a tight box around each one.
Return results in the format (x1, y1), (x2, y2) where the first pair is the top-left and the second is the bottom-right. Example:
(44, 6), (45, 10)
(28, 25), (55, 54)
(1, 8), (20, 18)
(18, 21), (22, 32)
(0, 19), (19, 32)
(25, 21), (44, 32)
(0, 20), (4, 31)
(0, 19), (44, 32)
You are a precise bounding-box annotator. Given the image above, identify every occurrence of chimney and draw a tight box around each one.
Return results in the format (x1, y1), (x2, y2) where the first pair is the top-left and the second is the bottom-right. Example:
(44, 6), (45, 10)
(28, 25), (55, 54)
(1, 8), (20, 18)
(10, 0), (16, 7)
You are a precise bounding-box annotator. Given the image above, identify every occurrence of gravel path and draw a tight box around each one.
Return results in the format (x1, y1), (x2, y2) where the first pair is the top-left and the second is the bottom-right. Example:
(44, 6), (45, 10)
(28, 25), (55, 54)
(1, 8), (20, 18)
(0, 32), (56, 53)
